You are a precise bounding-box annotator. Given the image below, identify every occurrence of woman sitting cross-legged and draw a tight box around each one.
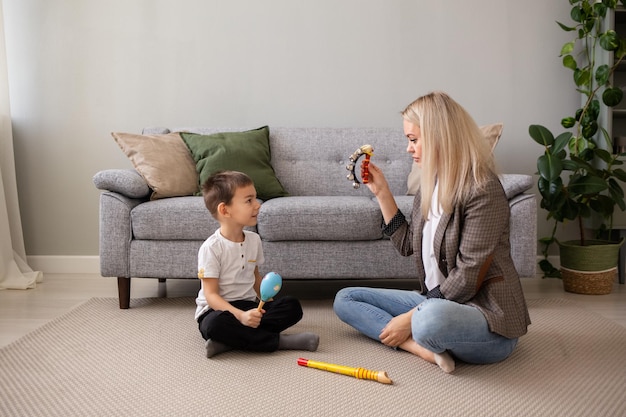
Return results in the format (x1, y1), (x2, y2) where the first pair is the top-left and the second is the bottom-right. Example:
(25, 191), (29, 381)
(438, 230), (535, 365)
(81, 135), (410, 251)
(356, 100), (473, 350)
(333, 91), (531, 373)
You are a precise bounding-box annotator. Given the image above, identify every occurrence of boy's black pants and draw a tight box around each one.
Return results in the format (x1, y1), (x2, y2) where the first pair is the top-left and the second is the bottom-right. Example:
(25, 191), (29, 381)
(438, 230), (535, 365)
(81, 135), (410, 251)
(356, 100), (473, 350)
(197, 296), (303, 352)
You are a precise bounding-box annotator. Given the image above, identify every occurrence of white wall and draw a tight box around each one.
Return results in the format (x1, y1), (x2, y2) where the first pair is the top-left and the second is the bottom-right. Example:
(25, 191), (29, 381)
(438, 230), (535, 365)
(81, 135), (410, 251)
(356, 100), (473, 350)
(4, 0), (578, 258)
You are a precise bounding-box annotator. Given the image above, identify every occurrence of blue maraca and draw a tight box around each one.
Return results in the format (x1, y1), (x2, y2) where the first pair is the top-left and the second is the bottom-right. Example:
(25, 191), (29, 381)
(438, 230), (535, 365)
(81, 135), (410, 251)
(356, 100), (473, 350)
(257, 272), (282, 310)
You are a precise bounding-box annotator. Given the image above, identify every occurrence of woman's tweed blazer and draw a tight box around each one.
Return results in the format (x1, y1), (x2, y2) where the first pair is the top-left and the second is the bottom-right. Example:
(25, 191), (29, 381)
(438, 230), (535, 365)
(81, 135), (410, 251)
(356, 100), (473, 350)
(389, 173), (531, 339)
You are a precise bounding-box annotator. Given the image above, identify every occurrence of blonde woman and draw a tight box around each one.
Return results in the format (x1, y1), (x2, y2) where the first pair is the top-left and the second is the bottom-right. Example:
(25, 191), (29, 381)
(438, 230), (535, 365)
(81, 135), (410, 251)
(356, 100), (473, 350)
(333, 91), (530, 373)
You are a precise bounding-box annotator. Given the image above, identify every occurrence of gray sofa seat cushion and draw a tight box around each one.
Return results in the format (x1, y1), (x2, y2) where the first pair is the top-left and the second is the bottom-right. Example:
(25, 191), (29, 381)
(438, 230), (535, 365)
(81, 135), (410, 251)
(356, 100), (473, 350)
(258, 196), (383, 241)
(133, 195), (385, 242)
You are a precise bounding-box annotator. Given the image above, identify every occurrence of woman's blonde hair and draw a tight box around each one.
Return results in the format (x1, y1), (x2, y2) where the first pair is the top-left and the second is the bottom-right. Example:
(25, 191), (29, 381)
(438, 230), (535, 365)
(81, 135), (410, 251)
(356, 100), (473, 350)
(401, 91), (496, 219)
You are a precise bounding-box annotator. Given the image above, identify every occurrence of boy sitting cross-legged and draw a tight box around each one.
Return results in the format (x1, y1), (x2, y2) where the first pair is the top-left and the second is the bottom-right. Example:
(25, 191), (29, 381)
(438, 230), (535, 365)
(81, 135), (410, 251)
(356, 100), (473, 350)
(195, 170), (319, 358)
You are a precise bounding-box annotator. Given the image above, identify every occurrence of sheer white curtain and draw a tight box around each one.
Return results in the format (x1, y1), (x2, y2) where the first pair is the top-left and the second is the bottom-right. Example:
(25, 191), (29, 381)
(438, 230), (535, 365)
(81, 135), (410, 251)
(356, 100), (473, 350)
(0, 0), (43, 290)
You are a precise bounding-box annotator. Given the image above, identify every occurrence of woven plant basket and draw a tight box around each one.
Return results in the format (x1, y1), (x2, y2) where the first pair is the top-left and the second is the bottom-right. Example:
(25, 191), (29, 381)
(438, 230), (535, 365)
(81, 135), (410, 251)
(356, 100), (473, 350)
(560, 267), (616, 295)
(558, 238), (624, 295)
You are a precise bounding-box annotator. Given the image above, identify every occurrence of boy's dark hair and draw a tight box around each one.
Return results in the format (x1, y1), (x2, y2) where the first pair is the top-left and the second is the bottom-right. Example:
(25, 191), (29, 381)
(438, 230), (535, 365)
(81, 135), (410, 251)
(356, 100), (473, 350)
(202, 171), (254, 218)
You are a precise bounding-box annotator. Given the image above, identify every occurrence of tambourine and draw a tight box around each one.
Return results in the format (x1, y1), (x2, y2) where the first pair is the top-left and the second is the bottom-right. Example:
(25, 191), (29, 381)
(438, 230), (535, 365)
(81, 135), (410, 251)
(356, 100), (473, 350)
(346, 144), (374, 189)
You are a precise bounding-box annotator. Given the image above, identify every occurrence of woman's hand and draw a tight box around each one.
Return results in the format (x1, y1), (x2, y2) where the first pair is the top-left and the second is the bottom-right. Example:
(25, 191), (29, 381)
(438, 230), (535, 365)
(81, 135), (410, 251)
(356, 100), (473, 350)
(363, 162), (390, 197)
(379, 311), (413, 347)
(363, 161), (399, 224)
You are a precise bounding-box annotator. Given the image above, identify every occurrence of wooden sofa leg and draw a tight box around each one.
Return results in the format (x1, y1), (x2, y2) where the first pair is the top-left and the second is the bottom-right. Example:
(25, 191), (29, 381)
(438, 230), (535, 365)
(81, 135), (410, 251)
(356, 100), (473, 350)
(118, 277), (131, 309)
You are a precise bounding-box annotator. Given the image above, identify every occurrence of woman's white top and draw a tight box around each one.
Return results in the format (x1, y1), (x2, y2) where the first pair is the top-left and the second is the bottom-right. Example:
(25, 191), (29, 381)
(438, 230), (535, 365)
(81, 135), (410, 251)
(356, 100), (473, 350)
(422, 183), (445, 291)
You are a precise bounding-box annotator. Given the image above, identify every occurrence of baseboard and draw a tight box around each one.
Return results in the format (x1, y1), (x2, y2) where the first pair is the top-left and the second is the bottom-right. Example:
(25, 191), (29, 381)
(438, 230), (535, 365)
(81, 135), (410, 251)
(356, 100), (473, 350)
(26, 256), (100, 274)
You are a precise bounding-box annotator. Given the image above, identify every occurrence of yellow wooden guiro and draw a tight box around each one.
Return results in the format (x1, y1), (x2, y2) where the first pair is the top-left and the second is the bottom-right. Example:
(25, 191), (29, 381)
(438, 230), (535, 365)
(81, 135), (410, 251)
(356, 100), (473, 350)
(297, 357), (393, 384)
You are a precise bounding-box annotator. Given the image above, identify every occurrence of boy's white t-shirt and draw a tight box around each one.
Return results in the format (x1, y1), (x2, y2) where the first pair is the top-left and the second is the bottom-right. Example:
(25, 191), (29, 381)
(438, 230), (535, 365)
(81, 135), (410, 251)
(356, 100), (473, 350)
(194, 229), (265, 320)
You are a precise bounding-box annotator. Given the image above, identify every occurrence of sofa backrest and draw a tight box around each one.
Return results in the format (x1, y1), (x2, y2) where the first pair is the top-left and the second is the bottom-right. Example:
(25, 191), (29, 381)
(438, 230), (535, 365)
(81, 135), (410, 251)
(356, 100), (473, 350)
(143, 126), (412, 196)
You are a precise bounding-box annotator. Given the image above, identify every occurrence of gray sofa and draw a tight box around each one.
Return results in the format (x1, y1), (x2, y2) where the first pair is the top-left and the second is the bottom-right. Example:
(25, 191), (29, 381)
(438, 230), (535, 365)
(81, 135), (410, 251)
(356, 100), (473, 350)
(93, 127), (537, 309)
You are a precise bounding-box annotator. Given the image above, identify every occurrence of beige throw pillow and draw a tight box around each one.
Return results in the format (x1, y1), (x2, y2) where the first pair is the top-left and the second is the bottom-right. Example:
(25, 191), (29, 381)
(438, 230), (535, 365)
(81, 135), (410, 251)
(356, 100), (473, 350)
(112, 132), (199, 200)
(406, 123), (503, 195)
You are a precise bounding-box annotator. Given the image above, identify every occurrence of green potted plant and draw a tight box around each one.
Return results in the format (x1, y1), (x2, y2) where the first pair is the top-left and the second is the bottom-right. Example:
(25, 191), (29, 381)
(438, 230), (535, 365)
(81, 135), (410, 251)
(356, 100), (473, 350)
(530, 0), (626, 294)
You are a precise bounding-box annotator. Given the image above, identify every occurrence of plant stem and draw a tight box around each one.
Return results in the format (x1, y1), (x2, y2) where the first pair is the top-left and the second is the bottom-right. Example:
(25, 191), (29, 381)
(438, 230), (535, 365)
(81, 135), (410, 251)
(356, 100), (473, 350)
(578, 214), (586, 246)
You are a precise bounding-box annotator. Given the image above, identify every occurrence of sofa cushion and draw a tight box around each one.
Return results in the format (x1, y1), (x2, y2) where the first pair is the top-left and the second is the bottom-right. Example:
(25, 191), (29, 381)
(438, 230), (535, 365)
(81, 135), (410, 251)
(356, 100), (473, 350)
(180, 126), (288, 201)
(406, 123), (504, 195)
(257, 196), (383, 241)
(112, 132), (199, 200)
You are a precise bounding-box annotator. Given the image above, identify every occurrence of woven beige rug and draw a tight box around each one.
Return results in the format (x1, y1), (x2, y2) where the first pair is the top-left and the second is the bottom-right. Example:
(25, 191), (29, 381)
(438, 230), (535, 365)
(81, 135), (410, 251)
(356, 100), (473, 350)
(1, 297), (625, 417)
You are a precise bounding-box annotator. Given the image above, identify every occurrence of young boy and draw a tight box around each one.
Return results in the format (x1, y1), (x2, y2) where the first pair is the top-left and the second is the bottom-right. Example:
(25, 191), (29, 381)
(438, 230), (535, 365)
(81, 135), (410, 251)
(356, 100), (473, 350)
(195, 170), (319, 358)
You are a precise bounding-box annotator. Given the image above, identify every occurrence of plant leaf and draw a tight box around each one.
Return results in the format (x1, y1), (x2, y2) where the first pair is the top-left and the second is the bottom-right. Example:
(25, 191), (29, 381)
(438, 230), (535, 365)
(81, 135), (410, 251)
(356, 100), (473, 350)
(539, 259), (561, 278)
(617, 39), (626, 59)
(568, 175), (608, 195)
(603, 86), (623, 107)
(563, 54), (577, 70)
(596, 64), (610, 84)
(570, 5), (583, 23)
(612, 168), (626, 182)
(561, 197), (580, 221)
(529, 124), (554, 146)
(608, 178), (624, 197)
(582, 120), (598, 138)
(538, 154), (563, 181)
(594, 148), (614, 163)
(557, 21), (576, 32)
(608, 178), (626, 210)
(554, 132), (573, 155)
(574, 68), (591, 88)
(590, 194), (615, 217)
(600, 29), (620, 51)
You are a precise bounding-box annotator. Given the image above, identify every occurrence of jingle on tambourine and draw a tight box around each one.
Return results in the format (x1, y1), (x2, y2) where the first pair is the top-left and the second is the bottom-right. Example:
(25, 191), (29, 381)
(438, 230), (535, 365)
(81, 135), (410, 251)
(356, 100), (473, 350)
(346, 144), (374, 189)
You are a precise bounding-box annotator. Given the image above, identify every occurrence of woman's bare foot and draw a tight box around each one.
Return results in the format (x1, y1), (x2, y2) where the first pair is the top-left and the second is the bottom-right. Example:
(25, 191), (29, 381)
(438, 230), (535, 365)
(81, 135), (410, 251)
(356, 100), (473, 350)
(398, 339), (455, 373)
(434, 351), (455, 373)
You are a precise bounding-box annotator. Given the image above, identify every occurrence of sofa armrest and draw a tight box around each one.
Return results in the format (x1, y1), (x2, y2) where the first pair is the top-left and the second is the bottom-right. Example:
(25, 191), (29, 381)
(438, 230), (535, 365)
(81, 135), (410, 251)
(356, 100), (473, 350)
(499, 174), (533, 199)
(93, 169), (150, 199)
(508, 193), (537, 277)
(98, 191), (145, 278)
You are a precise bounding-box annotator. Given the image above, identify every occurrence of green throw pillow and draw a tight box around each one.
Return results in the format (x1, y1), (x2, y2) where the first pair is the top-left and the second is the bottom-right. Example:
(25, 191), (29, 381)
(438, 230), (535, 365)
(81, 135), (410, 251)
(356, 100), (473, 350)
(180, 126), (289, 200)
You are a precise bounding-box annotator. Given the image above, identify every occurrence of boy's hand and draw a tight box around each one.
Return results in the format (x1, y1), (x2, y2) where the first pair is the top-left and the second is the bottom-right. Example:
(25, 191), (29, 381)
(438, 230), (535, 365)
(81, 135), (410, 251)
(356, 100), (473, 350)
(240, 308), (264, 328)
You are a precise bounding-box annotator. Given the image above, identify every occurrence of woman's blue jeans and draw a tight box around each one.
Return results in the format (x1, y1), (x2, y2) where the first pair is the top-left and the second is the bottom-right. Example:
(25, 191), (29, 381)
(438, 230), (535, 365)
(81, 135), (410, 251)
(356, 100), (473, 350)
(333, 287), (518, 364)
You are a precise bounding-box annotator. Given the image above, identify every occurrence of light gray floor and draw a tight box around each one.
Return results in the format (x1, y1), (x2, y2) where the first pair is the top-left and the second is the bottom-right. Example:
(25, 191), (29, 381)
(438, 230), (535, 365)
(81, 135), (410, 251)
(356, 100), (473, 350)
(1, 273), (625, 347)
